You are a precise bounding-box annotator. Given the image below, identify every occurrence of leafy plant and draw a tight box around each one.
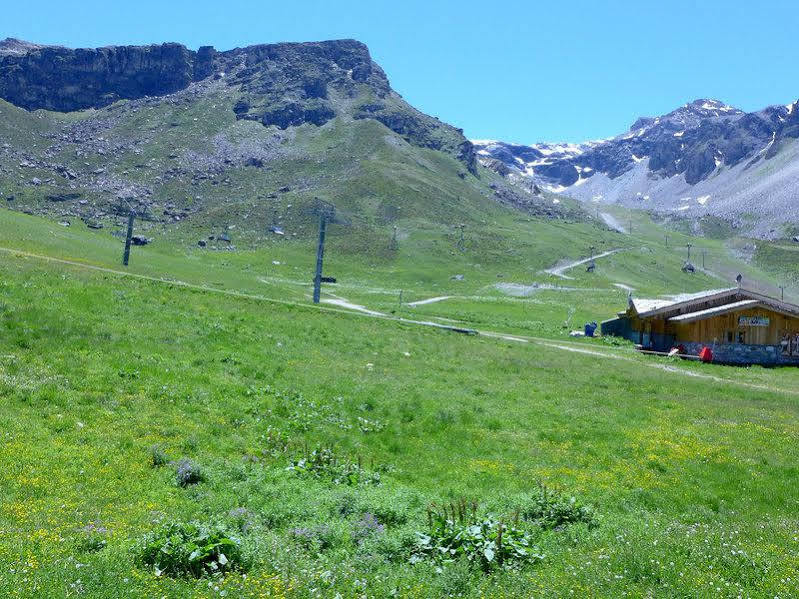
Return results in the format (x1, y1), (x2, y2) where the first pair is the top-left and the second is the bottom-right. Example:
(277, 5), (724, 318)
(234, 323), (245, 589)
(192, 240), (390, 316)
(134, 521), (245, 578)
(357, 416), (385, 433)
(351, 512), (385, 545)
(287, 448), (382, 486)
(76, 522), (109, 553)
(289, 524), (337, 552)
(227, 507), (254, 533)
(515, 484), (597, 529)
(149, 445), (169, 468)
(411, 501), (543, 571)
(174, 458), (205, 487)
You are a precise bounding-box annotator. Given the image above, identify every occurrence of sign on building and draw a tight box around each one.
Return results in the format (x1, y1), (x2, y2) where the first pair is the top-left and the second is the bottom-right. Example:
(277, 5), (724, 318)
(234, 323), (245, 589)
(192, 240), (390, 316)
(739, 316), (770, 327)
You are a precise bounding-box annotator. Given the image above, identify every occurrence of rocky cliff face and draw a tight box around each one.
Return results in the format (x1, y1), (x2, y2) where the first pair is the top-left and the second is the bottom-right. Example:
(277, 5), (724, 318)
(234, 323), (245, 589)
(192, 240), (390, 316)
(474, 99), (799, 237)
(0, 38), (476, 173)
(0, 41), (196, 111)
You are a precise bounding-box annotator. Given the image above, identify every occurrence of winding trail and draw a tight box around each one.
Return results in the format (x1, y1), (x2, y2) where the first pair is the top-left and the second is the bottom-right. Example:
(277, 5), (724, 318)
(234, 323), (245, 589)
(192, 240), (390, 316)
(545, 249), (624, 280)
(406, 295), (452, 307)
(320, 297), (385, 316)
(1, 245), (795, 398)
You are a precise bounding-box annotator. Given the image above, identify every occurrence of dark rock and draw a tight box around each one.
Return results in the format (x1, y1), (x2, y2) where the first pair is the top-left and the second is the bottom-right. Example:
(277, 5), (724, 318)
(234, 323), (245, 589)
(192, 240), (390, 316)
(484, 158), (510, 176)
(197, 239), (207, 247)
(244, 157), (265, 168)
(193, 45), (217, 80)
(55, 165), (77, 179)
(259, 100), (335, 129)
(131, 235), (151, 245)
(0, 43), (195, 111)
(47, 192), (82, 202)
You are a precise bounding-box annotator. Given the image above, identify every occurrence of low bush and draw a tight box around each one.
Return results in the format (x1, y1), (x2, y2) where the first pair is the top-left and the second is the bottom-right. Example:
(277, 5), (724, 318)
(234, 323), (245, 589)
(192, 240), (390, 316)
(411, 502), (543, 572)
(289, 524), (337, 552)
(148, 445), (169, 468)
(134, 521), (246, 578)
(174, 458), (205, 487)
(76, 522), (109, 553)
(515, 484), (597, 529)
(333, 487), (420, 526)
(287, 448), (382, 486)
(351, 512), (385, 545)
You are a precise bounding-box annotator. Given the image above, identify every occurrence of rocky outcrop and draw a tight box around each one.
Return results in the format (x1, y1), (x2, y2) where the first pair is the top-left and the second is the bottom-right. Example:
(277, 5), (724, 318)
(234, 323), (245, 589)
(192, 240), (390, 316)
(354, 100), (478, 174)
(0, 42), (196, 111)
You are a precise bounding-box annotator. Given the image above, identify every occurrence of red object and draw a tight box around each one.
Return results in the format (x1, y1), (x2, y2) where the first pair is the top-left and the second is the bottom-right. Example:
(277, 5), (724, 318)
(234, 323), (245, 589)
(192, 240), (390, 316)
(699, 346), (713, 363)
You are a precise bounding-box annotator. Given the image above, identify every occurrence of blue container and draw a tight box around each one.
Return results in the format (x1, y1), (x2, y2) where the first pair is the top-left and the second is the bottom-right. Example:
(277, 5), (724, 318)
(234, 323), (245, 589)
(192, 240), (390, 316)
(584, 321), (598, 337)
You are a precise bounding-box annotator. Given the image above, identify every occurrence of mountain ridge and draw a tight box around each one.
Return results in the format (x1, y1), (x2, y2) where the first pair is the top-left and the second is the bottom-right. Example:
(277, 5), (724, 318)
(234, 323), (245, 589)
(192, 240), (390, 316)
(474, 97), (799, 238)
(0, 38), (478, 173)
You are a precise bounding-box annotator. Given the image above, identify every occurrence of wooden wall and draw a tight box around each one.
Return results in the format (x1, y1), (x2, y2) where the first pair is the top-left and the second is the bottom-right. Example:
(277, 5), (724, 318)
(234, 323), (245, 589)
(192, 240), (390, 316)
(669, 307), (799, 345)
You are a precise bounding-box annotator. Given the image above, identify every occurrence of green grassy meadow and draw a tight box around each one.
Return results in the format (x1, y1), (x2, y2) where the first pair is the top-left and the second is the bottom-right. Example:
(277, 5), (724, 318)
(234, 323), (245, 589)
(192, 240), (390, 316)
(2, 206), (799, 598)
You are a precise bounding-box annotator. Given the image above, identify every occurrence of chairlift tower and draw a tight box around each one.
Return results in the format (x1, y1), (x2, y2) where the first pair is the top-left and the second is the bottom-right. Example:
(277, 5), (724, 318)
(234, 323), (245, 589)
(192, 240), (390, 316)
(122, 209), (136, 266)
(312, 200), (337, 304)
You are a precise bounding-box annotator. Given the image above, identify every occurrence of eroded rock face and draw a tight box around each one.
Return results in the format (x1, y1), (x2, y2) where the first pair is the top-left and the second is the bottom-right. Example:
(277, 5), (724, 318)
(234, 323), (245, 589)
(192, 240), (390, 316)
(0, 42), (196, 111)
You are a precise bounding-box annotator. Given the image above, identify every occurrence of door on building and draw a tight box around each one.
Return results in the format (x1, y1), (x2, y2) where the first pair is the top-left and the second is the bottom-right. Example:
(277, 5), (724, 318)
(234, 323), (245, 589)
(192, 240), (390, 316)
(782, 331), (799, 356)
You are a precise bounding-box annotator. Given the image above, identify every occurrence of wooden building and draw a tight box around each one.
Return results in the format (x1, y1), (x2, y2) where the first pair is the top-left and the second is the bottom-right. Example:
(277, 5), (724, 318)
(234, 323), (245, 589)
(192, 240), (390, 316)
(601, 287), (799, 365)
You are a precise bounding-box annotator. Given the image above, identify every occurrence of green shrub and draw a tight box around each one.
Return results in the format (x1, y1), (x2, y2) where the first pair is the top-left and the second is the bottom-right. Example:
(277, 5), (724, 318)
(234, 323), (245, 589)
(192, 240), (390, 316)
(411, 502), (543, 572)
(76, 522), (109, 553)
(287, 448), (381, 486)
(148, 445), (169, 468)
(134, 521), (246, 578)
(174, 458), (205, 487)
(334, 487), (421, 526)
(514, 484), (597, 529)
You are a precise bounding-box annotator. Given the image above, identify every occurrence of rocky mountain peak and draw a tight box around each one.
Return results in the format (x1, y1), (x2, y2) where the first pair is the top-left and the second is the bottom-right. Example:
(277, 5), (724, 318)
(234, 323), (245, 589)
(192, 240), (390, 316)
(0, 37), (50, 56)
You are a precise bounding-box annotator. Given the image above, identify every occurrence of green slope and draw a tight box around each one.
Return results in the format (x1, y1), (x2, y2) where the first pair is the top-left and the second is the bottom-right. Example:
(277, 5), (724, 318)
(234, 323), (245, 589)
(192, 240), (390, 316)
(1, 214), (799, 597)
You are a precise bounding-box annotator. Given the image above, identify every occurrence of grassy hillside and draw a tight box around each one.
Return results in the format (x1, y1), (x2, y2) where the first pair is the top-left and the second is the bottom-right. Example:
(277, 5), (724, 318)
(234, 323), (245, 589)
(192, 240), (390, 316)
(0, 72), (580, 258)
(1, 207), (799, 597)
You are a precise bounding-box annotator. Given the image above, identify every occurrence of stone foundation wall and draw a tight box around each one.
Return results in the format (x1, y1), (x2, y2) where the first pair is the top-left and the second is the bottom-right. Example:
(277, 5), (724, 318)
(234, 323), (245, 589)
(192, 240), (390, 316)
(680, 342), (799, 366)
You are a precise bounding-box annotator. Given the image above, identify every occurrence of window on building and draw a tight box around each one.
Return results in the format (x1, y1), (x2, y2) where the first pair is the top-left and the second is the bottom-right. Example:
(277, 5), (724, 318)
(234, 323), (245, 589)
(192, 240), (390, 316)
(737, 330), (746, 344)
(726, 331), (733, 343)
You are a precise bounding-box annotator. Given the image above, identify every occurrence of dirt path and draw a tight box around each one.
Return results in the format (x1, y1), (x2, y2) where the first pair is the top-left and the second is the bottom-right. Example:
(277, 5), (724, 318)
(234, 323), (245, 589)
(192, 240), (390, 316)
(320, 297), (386, 316)
(545, 249), (624, 280)
(533, 341), (796, 396)
(2, 245), (795, 397)
(406, 296), (452, 307)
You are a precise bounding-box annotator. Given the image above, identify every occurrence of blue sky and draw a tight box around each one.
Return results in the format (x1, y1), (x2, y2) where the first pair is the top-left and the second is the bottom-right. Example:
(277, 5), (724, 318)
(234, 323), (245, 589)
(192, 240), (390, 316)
(3, 0), (798, 143)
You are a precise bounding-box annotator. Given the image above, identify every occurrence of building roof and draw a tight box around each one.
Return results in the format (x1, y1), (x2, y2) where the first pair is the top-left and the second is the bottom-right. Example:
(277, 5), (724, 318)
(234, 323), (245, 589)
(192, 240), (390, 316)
(667, 299), (760, 323)
(629, 287), (799, 321)
(629, 288), (738, 317)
